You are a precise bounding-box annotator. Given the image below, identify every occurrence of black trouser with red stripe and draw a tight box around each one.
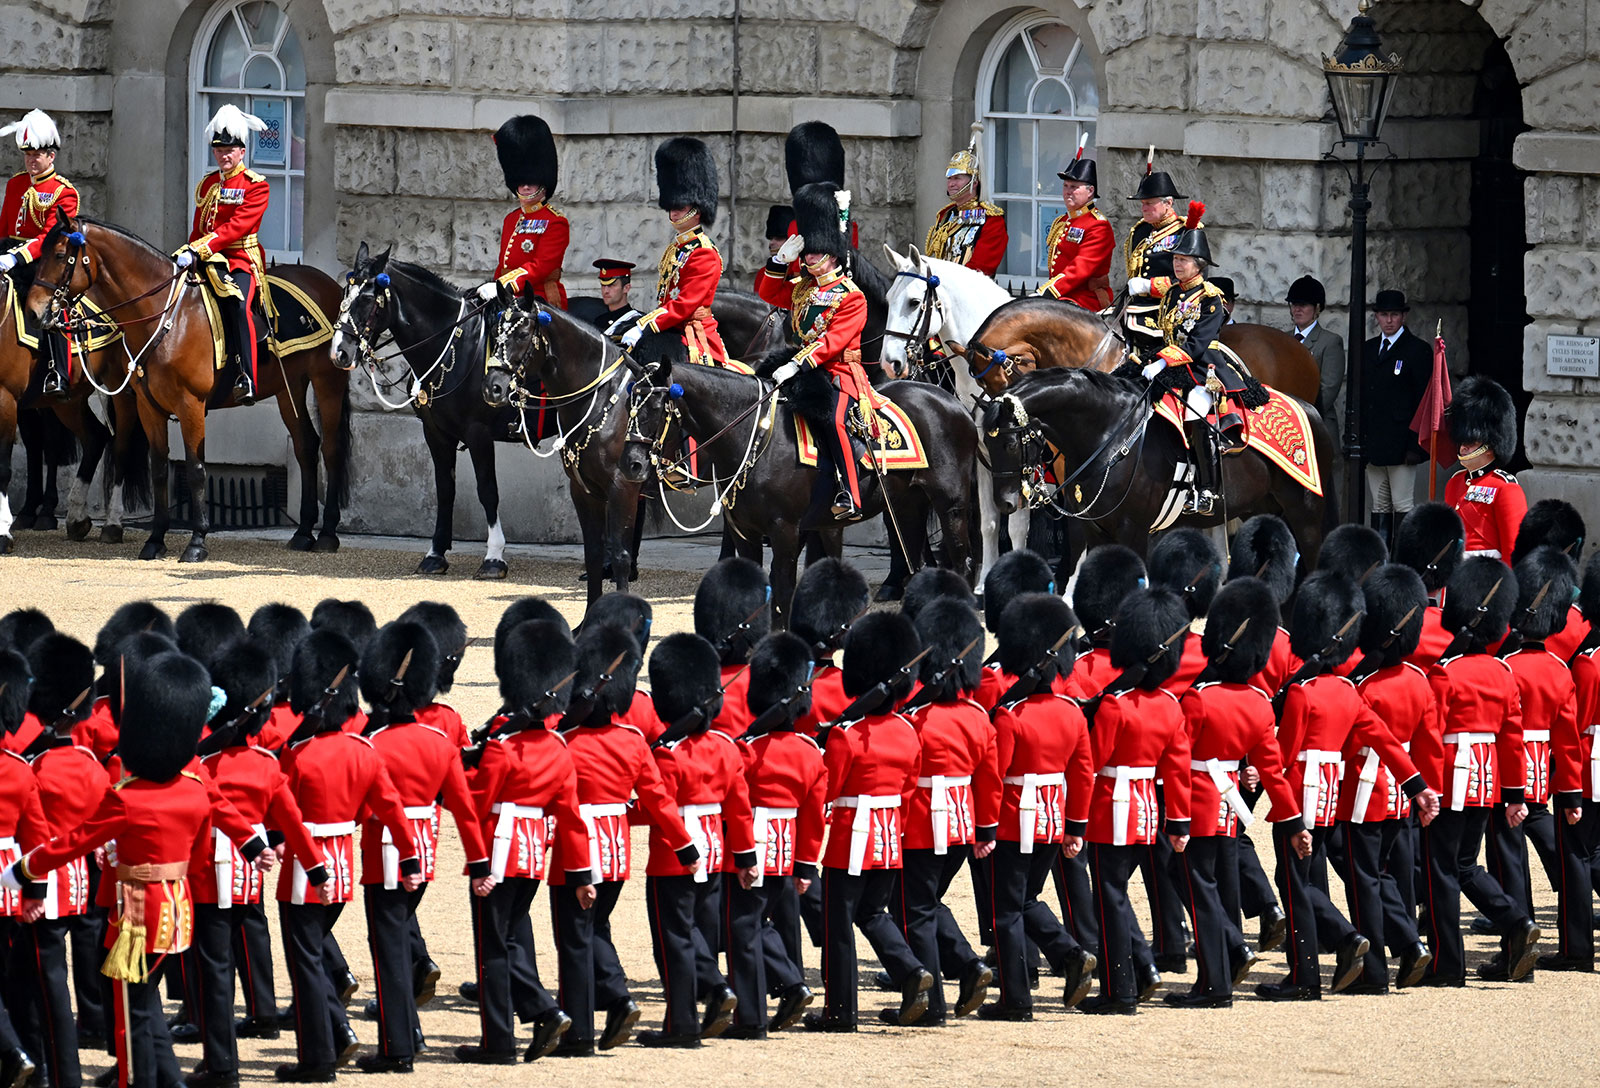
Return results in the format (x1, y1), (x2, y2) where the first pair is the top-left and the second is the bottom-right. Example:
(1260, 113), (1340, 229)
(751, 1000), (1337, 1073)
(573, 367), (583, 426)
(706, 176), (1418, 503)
(895, 846), (981, 1020)
(812, 384), (863, 509)
(224, 268), (259, 385)
(989, 841), (1078, 1011)
(1088, 843), (1142, 1003)
(1421, 807), (1525, 984)
(724, 875), (803, 1031)
(1274, 823), (1355, 991)
(551, 879), (627, 1047)
(644, 874), (725, 1036)
(15, 916), (81, 1088)
(1555, 802), (1600, 965)
(231, 901), (277, 1019)
(278, 901), (348, 1067)
(188, 902), (243, 1074)
(820, 868), (924, 1024)
(764, 875), (809, 971)
(1140, 794), (1190, 959)
(112, 974), (181, 1088)
(471, 877), (556, 1054)
(365, 884), (425, 1058)
(1179, 835), (1244, 998)
(69, 900), (106, 1041)
(1051, 848), (1098, 951)
(1471, 803), (1532, 926)
(1342, 821), (1414, 989)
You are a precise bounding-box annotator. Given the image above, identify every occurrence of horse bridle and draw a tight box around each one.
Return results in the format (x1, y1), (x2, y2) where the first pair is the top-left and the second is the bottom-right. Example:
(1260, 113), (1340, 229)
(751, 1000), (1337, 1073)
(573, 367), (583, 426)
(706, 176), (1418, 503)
(34, 230), (95, 327)
(336, 271), (392, 370)
(883, 267), (945, 375)
(985, 386), (1153, 519)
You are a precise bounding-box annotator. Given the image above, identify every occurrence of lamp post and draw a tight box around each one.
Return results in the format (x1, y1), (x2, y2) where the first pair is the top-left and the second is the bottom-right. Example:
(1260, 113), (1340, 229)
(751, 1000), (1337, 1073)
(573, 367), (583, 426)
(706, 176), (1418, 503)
(1324, 0), (1401, 526)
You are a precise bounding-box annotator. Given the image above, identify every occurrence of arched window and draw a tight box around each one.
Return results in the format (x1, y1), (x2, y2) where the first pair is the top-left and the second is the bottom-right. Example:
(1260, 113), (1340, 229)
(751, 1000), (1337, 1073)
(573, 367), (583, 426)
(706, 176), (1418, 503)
(190, 0), (306, 261)
(976, 13), (1099, 291)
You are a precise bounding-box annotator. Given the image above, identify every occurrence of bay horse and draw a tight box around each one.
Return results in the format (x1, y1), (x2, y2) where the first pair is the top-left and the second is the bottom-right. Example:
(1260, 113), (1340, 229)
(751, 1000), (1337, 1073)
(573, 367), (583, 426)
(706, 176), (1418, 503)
(26, 213), (351, 562)
(619, 357), (976, 628)
(981, 367), (1335, 580)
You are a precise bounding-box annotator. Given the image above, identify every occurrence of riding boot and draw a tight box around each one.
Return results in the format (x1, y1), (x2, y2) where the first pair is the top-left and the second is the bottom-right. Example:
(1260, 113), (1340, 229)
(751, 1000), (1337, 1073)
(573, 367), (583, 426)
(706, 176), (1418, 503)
(224, 278), (257, 406)
(1371, 513), (1394, 550)
(41, 330), (69, 396)
(1182, 420), (1219, 517)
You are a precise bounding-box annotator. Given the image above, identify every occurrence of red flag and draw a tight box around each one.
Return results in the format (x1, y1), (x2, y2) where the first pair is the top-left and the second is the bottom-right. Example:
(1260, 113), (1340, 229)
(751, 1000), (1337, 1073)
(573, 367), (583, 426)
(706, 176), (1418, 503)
(1410, 325), (1455, 490)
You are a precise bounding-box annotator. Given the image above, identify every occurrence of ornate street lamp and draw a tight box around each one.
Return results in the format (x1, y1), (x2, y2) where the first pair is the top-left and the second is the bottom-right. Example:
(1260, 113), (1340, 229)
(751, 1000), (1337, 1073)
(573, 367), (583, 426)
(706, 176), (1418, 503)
(1324, 0), (1402, 525)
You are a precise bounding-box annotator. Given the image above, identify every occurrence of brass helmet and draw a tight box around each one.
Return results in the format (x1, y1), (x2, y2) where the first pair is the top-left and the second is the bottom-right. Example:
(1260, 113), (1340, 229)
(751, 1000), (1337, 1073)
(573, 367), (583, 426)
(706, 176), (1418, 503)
(946, 122), (985, 197)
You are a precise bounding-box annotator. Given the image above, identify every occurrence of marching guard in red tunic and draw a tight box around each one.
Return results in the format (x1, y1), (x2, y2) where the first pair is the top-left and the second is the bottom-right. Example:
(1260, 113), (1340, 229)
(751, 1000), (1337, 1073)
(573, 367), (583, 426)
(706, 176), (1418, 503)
(0, 650), (47, 1088)
(923, 124), (1007, 278)
(1039, 137), (1114, 310)
(1396, 503), (1465, 669)
(1443, 376), (1527, 564)
(477, 115), (567, 310)
(0, 109), (79, 396)
(1555, 551), (1600, 971)
(693, 558), (770, 740)
(1514, 500), (1590, 659)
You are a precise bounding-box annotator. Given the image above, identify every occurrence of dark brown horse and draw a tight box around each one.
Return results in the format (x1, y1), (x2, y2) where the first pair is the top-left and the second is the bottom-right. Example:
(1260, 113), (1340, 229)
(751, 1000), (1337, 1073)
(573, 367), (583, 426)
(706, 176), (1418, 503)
(26, 213), (352, 562)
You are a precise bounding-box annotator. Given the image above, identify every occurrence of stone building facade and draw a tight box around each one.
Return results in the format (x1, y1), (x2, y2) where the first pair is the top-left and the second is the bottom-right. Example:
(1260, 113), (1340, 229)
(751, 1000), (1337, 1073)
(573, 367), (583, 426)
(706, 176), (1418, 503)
(4, 0), (1598, 541)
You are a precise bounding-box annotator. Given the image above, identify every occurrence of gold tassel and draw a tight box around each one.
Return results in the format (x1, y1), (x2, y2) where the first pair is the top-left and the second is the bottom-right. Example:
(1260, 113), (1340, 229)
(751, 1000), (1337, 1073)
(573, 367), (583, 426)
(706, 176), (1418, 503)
(101, 921), (148, 983)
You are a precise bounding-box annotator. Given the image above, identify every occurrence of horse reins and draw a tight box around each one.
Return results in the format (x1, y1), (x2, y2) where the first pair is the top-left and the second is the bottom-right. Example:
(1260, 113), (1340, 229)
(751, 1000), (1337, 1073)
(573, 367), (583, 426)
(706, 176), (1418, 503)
(883, 268), (945, 376)
(989, 380), (1155, 520)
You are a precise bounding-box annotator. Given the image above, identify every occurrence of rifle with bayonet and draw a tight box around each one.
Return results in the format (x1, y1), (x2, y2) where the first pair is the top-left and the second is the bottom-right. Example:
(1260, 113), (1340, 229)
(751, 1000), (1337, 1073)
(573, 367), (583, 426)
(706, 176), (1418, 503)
(1078, 622), (1190, 728)
(197, 684), (277, 758)
(1192, 616), (1256, 687)
(461, 672), (577, 769)
(717, 598), (774, 663)
(900, 636), (985, 715)
(653, 659), (758, 748)
(1272, 610), (1365, 720)
(813, 645), (932, 751)
(739, 672), (817, 744)
(557, 652), (632, 732)
(1435, 575), (1505, 665)
(1497, 578), (1554, 659)
(1345, 605), (1420, 685)
(278, 665), (353, 751)
(362, 649), (415, 736)
(994, 628), (1080, 710)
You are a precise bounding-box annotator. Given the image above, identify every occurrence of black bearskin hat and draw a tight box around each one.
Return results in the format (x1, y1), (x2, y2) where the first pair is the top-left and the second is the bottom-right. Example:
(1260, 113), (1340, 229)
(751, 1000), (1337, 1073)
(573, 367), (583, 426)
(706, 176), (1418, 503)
(397, 602), (467, 692)
(1442, 556), (1518, 651)
(1357, 564), (1428, 667)
(1445, 375), (1518, 461)
(983, 549), (1054, 634)
(26, 634), (94, 726)
(584, 593), (654, 654)
(247, 603), (309, 684)
(495, 597), (572, 675)
(785, 121), (845, 193)
(0, 608), (55, 655)
(289, 630), (361, 727)
(997, 593), (1078, 687)
(793, 182), (848, 262)
(499, 620), (576, 717)
(842, 611), (920, 703)
(901, 567), (976, 623)
(1511, 546), (1577, 641)
(1109, 588), (1189, 689)
(1580, 551), (1600, 627)
(0, 650), (32, 736)
(694, 558), (770, 665)
(1289, 571), (1364, 667)
(359, 622), (442, 720)
(311, 599), (377, 654)
(572, 623), (641, 722)
(790, 558), (869, 657)
(94, 602), (174, 667)
(1227, 515), (1297, 605)
(1513, 499), (1586, 567)
(494, 115), (558, 198)
(1073, 545), (1147, 643)
(746, 632), (814, 725)
(648, 632), (724, 732)
(1201, 577), (1280, 684)
(1396, 503), (1464, 593)
(119, 651), (209, 782)
(1318, 524), (1387, 585)
(764, 204), (794, 240)
(176, 602), (245, 671)
(914, 598), (986, 694)
(209, 639), (279, 739)
(105, 632), (180, 726)
(655, 137), (719, 227)
(1149, 527), (1223, 619)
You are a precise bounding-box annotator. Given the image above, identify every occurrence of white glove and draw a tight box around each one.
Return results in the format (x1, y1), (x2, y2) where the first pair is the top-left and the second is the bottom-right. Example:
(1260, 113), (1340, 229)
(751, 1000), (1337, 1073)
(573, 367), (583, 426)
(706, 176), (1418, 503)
(771, 361), (801, 385)
(620, 324), (644, 350)
(1141, 360), (1164, 380)
(775, 234), (805, 264)
(604, 313), (633, 338)
(174, 249), (195, 269)
(476, 281), (499, 302)
(0, 252), (16, 273)
(0, 863), (21, 893)
(1127, 277), (1152, 296)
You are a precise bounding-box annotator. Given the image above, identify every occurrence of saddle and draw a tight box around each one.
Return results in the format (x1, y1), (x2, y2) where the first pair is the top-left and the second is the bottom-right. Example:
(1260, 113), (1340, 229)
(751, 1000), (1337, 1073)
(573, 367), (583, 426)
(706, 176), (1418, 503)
(196, 271), (333, 396)
(1152, 388), (1322, 496)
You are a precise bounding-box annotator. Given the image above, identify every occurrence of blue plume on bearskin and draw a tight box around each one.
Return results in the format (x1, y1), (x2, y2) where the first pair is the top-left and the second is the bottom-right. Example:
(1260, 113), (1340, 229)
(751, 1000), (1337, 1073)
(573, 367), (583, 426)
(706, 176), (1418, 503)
(843, 611), (920, 702)
(648, 632), (724, 730)
(747, 632), (815, 724)
(584, 593), (654, 654)
(1395, 503), (1464, 593)
(210, 639), (279, 738)
(1073, 544), (1146, 644)
(694, 557), (771, 665)
(119, 651), (210, 783)
(1227, 515), (1296, 605)
(1201, 577), (1279, 683)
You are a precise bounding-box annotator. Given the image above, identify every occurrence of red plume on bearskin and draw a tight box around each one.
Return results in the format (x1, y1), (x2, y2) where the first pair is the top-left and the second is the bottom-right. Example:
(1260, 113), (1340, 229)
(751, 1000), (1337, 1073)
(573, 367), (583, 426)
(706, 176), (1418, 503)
(1185, 200), (1205, 230)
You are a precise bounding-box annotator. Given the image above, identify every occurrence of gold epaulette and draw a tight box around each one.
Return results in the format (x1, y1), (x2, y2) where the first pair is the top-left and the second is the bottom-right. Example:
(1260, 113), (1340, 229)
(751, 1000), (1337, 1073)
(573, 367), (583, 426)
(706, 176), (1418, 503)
(242, 168), (265, 183)
(979, 201), (1004, 217)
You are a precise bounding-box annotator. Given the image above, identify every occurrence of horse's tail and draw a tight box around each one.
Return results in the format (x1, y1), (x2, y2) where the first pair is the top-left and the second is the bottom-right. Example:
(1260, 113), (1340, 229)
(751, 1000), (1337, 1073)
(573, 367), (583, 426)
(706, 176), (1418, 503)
(329, 381), (354, 509)
(117, 418), (152, 510)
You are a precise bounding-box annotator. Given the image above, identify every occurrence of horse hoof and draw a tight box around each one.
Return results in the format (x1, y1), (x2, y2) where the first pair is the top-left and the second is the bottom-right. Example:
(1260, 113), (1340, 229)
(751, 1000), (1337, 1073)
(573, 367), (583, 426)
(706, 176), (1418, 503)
(875, 582), (905, 603)
(416, 555), (449, 575)
(180, 543), (209, 564)
(10, 514), (35, 532)
(65, 519), (92, 542)
(138, 539), (166, 561)
(101, 524), (124, 545)
(474, 559), (509, 581)
(312, 534), (340, 553)
(286, 532), (316, 552)
(32, 515), (57, 532)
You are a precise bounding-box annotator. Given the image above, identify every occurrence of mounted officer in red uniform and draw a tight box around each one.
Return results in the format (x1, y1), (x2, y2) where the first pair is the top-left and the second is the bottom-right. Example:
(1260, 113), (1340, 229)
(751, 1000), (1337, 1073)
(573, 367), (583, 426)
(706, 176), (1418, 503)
(478, 115), (567, 310)
(0, 109), (79, 396)
(175, 105), (270, 405)
(1443, 376), (1527, 564)
(1122, 149), (1186, 362)
(1038, 136), (1113, 310)
(923, 124), (1006, 278)
(614, 137), (727, 367)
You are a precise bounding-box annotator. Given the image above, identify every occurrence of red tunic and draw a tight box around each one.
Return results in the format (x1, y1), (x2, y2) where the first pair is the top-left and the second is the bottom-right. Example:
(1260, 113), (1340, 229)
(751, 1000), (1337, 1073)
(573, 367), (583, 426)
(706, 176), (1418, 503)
(1160, 631), (1208, 696)
(1444, 468), (1526, 563)
(1567, 647), (1600, 804)
(552, 722), (692, 884)
(923, 201), (1007, 277)
(1272, 674), (1419, 827)
(712, 665), (755, 740)
(624, 690), (665, 744)
(820, 712), (921, 872)
(1403, 603), (1454, 669)
(904, 698), (1000, 851)
(1416, 653), (1524, 810)
(1061, 646), (1118, 701)
(493, 202), (568, 308)
(1040, 204), (1114, 309)
(415, 702), (468, 748)
(194, 745), (322, 906)
(640, 226), (726, 364)
(70, 698), (118, 764)
(2, 713), (43, 755)
(470, 726), (588, 883)
(1345, 663), (1438, 823)
(2, 169), (79, 262)
(755, 265), (870, 400)
(0, 751), (49, 917)
(1502, 646), (1577, 807)
(189, 165), (268, 274)
(1086, 687), (1191, 845)
(1250, 628), (1299, 698)
(257, 704), (300, 751)
(31, 741), (109, 917)
(990, 693), (1092, 846)
(1181, 682), (1301, 837)
(362, 720), (489, 885)
(1545, 607), (1590, 662)
(740, 730), (827, 878)
(650, 729), (756, 878)
(795, 663), (848, 738)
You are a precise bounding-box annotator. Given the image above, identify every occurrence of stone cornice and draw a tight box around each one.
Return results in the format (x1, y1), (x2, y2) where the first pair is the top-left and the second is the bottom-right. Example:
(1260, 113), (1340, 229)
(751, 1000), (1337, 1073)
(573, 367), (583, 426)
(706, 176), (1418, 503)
(0, 73), (113, 112)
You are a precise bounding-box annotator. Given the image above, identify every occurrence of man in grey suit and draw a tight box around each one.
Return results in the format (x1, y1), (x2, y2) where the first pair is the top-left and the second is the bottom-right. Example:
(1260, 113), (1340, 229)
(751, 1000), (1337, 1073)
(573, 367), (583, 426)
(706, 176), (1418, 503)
(1286, 275), (1346, 428)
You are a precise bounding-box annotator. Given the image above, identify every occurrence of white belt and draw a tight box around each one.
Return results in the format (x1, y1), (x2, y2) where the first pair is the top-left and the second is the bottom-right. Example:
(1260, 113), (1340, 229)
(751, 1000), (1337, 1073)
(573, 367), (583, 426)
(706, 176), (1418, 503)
(1522, 730), (1551, 743)
(1096, 765), (1157, 846)
(834, 794), (901, 875)
(1351, 741), (1410, 825)
(1296, 750), (1344, 826)
(489, 802), (544, 881)
(1586, 725), (1600, 803)
(1191, 758), (1251, 829)
(293, 821), (357, 904)
(579, 802), (630, 879)
(679, 803), (723, 884)
(1003, 773), (1065, 852)
(751, 805), (798, 887)
(212, 822), (266, 909)
(1443, 732), (1496, 811)
(1463, 548), (1501, 559)
(383, 804), (437, 889)
(0, 836), (15, 853)
(918, 774), (973, 855)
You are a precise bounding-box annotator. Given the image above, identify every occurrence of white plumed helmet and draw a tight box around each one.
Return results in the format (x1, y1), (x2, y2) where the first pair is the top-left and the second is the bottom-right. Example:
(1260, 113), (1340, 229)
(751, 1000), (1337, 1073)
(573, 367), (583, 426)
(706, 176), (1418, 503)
(0, 109), (61, 151)
(205, 104), (267, 148)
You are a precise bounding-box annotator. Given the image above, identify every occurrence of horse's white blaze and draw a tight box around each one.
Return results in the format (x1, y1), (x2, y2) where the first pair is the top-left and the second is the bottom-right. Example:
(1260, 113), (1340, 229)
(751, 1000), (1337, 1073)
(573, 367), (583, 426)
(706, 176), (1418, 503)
(0, 491), (12, 537)
(66, 475), (87, 524)
(485, 519), (506, 563)
(329, 328), (345, 357)
(107, 482), (124, 527)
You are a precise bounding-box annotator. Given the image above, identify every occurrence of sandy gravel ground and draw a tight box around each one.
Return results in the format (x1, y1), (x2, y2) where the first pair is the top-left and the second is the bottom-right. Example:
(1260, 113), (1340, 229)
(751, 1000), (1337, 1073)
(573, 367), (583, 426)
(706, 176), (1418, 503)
(0, 532), (1592, 1088)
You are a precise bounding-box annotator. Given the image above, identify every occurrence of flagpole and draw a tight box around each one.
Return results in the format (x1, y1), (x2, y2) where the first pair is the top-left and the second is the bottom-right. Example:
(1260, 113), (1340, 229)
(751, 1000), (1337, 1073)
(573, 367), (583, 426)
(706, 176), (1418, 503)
(1428, 319), (1441, 501)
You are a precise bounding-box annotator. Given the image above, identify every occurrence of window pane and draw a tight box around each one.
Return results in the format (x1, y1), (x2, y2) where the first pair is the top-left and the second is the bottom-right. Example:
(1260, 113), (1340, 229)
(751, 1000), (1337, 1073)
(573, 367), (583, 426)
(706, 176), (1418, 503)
(205, 18), (248, 87)
(1031, 79), (1073, 118)
(1028, 23), (1076, 75)
(989, 34), (1035, 113)
(1068, 49), (1100, 115)
(1037, 119), (1080, 195)
(239, 1), (284, 50)
(262, 175), (289, 252)
(287, 176), (303, 253)
(243, 54), (283, 91)
(1000, 198), (1035, 280)
(989, 118), (1032, 197)
(278, 25), (306, 90)
(289, 100), (305, 170)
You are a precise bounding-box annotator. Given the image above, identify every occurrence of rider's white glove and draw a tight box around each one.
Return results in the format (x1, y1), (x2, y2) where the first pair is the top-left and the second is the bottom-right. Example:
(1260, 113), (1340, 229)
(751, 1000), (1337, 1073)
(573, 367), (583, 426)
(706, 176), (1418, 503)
(1141, 360), (1164, 380)
(775, 234), (805, 265)
(771, 361), (802, 385)
(0, 252), (16, 273)
(1127, 277), (1152, 296)
(173, 248), (196, 269)
(476, 281), (500, 302)
(620, 324), (644, 350)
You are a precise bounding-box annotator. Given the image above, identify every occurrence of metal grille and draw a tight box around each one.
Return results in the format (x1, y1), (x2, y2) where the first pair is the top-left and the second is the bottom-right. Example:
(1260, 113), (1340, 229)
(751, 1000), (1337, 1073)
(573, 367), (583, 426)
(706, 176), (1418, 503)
(172, 465), (288, 529)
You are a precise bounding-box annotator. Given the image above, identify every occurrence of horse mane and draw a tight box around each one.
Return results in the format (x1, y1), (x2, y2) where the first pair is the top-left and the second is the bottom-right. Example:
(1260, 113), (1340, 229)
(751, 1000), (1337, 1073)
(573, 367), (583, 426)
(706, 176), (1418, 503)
(970, 295), (1106, 347)
(1016, 362), (1141, 403)
(390, 259), (469, 300)
(45, 214), (167, 260)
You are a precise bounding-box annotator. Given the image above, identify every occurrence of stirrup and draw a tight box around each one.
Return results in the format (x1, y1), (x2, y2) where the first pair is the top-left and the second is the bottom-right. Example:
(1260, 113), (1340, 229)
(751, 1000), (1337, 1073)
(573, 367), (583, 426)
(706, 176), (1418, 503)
(41, 369), (65, 396)
(1183, 488), (1217, 517)
(830, 490), (862, 522)
(234, 373), (256, 406)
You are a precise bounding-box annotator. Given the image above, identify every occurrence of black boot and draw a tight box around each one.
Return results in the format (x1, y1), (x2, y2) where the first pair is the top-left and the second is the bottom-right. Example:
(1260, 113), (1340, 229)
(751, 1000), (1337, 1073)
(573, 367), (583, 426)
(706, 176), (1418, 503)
(41, 330), (68, 396)
(1183, 420), (1220, 516)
